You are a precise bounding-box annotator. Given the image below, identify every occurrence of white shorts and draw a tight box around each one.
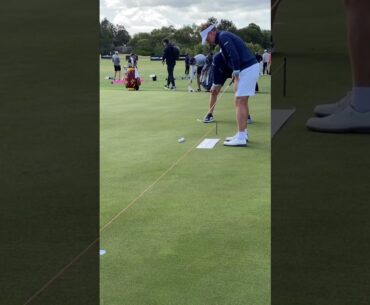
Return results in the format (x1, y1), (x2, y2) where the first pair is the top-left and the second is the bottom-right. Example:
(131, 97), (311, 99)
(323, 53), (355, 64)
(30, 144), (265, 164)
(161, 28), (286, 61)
(235, 63), (260, 97)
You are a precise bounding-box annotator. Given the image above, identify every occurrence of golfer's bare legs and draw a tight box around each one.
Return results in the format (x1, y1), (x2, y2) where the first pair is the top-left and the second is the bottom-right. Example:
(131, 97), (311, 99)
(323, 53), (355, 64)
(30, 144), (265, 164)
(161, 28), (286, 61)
(233, 78), (249, 131)
(235, 96), (248, 132)
(306, 0), (370, 130)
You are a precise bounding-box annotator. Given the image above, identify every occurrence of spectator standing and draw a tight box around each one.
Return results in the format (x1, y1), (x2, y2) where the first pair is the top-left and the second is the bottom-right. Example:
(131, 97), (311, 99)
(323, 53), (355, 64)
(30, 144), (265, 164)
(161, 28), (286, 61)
(262, 49), (269, 75)
(112, 51), (121, 80)
(162, 39), (177, 90)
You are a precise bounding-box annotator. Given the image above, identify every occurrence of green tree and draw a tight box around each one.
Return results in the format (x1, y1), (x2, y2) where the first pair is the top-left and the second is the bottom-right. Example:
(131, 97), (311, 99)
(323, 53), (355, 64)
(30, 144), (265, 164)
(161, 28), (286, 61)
(246, 42), (264, 53)
(100, 18), (115, 54)
(261, 30), (272, 49)
(218, 19), (238, 33)
(172, 25), (199, 54)
(236, 23), (271, 48)
(237, 23), (263, 45)
(207, 16), (218, 25)
(135, 38), (152, 55)
(109, 17), (270, 56)
(113, 25), (131, 47)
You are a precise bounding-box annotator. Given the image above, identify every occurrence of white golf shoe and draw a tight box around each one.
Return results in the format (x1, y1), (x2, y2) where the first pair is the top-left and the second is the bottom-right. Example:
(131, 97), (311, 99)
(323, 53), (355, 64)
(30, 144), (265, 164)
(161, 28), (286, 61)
(223, 137), (247, 147)
(306, 104), (370, 133)
(313, 92), (351, 117)
(225, 131), (249, 142)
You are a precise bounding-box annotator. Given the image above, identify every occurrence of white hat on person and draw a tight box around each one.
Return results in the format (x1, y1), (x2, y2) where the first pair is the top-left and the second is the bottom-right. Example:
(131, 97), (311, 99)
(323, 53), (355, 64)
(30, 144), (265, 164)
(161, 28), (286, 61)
(200, 24), (215, 45)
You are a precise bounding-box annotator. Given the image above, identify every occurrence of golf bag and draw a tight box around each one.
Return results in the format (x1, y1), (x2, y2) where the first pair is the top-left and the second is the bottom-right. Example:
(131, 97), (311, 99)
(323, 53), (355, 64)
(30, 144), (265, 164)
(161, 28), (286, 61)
(200, 65), (213, 91)
(125, 67), (141, 91)
(200, 64), (214, 91)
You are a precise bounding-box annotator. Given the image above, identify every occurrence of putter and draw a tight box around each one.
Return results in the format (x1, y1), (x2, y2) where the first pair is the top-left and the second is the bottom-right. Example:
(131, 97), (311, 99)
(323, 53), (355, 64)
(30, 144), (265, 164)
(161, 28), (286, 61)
(197, 80), (234, 122)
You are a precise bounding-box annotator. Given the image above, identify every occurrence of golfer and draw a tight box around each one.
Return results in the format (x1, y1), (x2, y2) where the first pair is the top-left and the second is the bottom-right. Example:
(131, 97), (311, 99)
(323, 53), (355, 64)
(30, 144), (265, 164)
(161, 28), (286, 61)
(200, 23), (259, 147)
(112, 51), (121, 80)
(188, 53), (207, 92)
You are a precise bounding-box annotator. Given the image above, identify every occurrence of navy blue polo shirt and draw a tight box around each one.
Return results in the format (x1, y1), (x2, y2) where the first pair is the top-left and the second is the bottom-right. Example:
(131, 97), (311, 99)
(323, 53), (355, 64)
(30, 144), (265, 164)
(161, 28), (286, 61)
(215, 31), (257, 72)
(213, 52), (232, 86)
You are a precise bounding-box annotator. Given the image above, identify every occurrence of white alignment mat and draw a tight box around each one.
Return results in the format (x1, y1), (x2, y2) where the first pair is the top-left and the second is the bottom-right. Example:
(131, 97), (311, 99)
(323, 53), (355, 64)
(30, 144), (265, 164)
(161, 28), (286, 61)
(196, 138), (220, 149)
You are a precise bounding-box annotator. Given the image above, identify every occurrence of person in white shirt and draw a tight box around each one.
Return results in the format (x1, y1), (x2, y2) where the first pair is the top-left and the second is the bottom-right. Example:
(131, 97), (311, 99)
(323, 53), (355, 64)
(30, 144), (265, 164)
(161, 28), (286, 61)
(262, 50), (269, 75)
(188, 54), (207, 92)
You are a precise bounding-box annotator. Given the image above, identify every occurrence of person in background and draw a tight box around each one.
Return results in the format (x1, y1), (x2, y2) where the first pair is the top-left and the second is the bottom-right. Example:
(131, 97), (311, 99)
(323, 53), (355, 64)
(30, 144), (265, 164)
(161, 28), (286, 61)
(255, 51), (263, 92)
(112, 51), (121, 80)
(162, 38), (177, 90)
(262, 49), (269, 75)
(129, 53), (138, 68)
(188, 53), (207, 92)
(255, 51), (263, 76)
(184, 53), (190, 76)
(267, 52), (272, 75)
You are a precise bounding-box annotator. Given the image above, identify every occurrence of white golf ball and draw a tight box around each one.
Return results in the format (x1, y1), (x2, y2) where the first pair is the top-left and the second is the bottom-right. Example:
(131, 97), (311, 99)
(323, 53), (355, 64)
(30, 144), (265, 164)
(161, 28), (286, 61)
(178, 137), (185, 143)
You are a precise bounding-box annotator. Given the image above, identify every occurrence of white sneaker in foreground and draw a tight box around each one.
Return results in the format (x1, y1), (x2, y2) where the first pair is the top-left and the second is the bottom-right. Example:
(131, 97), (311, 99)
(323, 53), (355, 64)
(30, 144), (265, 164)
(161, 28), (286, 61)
(225, 132), (249, 142)
(313, 92), (351, 117)
(306, 105), (370, 133)
(223, 137), (247, 147)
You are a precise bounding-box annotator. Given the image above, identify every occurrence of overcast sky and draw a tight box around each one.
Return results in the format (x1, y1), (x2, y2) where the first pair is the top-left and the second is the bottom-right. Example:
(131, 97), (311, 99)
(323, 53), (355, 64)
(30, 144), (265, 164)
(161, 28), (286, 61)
(100, 0), (270, 35)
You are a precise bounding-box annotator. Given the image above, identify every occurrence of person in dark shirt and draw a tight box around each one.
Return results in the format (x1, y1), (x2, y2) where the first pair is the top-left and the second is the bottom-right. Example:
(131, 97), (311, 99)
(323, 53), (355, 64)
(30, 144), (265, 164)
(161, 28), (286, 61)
(184, 54), (190, 76)
(200, 23), (260, 147)
(255, 51), (263, 63)
(162, 39), (177, 90)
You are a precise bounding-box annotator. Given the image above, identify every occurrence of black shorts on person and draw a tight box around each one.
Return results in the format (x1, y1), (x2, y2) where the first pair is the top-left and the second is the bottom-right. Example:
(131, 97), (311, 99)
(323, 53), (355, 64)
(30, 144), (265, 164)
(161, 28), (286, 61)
(197, 66), (203, 75)
(114, 65), (121, 71)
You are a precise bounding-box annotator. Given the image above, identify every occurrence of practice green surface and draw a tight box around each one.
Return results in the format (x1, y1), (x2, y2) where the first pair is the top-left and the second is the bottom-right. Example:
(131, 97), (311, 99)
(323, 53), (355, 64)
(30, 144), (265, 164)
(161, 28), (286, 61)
(100, 56), (271, 305)
(272, 1), (370, 305)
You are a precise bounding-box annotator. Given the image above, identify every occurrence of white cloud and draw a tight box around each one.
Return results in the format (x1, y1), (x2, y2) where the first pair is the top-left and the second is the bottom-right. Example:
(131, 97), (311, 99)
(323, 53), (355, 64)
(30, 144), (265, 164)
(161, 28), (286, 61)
(100, 0), (270, 35)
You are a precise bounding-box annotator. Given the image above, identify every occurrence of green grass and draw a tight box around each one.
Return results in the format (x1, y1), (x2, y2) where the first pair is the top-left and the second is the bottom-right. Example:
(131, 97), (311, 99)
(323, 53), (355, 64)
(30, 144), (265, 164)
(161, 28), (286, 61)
(100, 56), (271, 305)
(271, 1), (370, 305)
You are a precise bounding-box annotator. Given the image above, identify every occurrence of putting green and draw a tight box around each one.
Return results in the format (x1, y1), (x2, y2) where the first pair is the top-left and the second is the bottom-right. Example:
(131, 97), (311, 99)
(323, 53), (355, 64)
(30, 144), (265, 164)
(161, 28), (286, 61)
(100, 56), (271, 305)
(272, 1), (370, 304)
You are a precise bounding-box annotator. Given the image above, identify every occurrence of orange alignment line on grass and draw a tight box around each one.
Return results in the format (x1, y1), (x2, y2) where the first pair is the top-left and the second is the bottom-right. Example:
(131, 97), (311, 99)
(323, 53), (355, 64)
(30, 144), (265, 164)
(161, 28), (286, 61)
(22, 126), (215, 305)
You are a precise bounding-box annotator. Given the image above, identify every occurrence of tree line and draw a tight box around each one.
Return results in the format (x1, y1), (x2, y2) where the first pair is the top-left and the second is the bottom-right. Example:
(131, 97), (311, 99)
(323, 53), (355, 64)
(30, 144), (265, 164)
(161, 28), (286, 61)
(100, 17), (271, 56)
